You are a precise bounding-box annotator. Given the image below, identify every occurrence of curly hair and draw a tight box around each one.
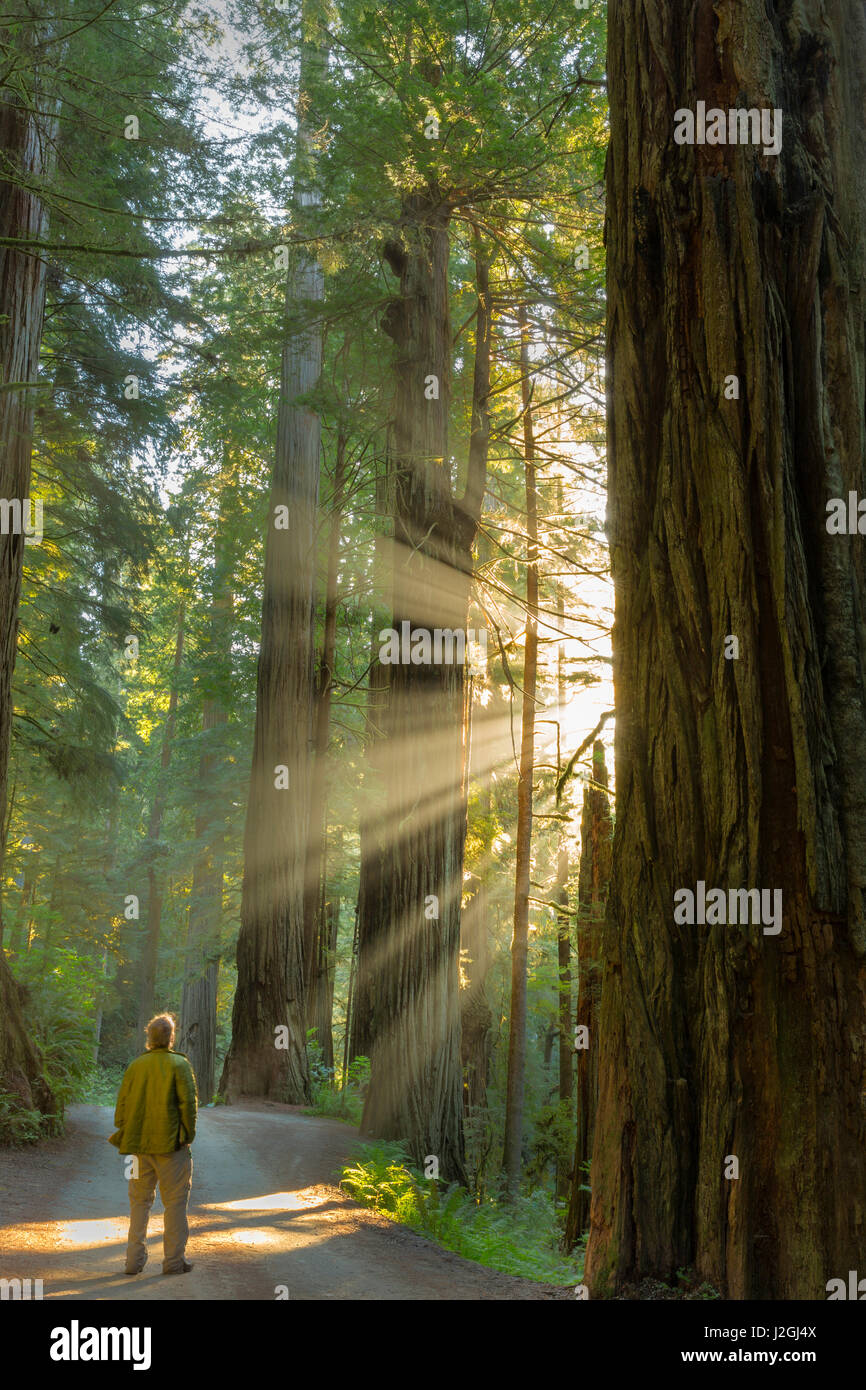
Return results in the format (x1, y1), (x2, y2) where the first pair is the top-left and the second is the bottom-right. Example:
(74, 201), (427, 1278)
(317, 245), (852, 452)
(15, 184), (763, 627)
(145, 1013), (176, 1050)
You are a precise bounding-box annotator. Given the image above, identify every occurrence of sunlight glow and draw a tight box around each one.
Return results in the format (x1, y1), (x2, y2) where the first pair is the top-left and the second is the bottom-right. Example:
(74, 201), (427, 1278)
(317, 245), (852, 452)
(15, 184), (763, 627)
(55, 1217), (128, 1247)
(202, 1190), (325, 1214)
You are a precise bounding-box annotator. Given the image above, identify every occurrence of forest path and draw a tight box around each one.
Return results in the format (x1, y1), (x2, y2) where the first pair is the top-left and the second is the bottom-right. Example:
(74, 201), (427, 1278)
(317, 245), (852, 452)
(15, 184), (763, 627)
(0, 1102), (568, 1300)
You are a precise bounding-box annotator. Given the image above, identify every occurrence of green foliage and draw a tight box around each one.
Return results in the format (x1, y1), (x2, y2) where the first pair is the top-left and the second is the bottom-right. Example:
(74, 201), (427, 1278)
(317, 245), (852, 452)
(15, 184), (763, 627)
(0, 1090), (49, 1146)
(676, 1267), (722, 1301)
(526, 1100), (577, 1188)
(304, 1037), (369, 1123)
(76, 1064), (126, 1107)
(12, 947), (108, 1118)
(340, 1141), (582, 1285)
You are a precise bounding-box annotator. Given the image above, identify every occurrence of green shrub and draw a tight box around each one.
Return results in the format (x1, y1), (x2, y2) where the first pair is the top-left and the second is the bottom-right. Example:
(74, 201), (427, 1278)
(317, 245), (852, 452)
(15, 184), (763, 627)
(0, 1089), (48, 1146)
(304, 1037), (369, 1125)
(340, 1140), (583, 1286)
(1, 945), (121, 1139)
(76, 1063), (125, 1107)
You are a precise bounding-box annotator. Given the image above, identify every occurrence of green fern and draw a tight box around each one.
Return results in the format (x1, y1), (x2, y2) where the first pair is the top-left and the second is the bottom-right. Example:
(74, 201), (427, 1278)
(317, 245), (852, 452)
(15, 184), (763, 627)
(339, 1142), (582, 1285)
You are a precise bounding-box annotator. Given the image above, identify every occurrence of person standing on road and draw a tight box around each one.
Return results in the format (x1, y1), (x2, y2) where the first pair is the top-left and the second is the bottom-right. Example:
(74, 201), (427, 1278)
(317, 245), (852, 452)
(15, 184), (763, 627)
(109, 1012), (198, 1277)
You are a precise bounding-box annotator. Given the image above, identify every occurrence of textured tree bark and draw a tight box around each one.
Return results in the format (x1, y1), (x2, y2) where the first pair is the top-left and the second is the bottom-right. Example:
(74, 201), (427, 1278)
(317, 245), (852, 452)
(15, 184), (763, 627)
(0, 26), (60, 1124)
(565, 739), (611, 1248)
(587, 0), (866, 1298)
(357, 213), (490, 1182)
(503, 304), (540, 1197)
(220, 17), (324, 1104)
(137, 603), (184, 1037)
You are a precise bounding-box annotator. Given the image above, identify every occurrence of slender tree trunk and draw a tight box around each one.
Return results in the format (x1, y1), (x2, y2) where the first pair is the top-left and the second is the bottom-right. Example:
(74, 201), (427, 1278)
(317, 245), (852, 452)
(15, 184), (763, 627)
(343, 903), (359, 1079)
(136, 602), (184, 1037)
(313, 820), (342, 1071)
(459, 674), (493, 1118)
(314, 881), (339, 1071)
(565, 739), (611, 1247)
(460, 875), (492, 1114)
(0, 23), (60, 1124)
(179, 495), (233, 1100)
(555, 589), (572, 1199)
(7, 868), (35, 956)
(588, 0), (866, 1298)
(350, 468), (394, 1065)
(177, 817), (219, 1100)
(460, 247), (494, 1123)
(303, 429), (347, 1043)
(502, 304), (540, 1197)
(555, 848), (571, 1197)
(357, 218), (490, 1181)
(178, 692), (226, 1101)
(220, 13), (325, 1103)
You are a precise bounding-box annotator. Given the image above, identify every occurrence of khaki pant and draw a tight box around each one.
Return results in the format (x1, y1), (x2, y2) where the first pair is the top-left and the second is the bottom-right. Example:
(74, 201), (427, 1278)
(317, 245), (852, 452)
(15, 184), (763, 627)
(125, 1146), (192, 1274)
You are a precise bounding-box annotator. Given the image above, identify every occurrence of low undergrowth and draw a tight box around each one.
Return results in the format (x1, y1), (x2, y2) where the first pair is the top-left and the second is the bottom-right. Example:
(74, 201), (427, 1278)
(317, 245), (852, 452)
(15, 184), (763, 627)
(339, 1139), (583, 1286)
(303, 1043), (370, 1125)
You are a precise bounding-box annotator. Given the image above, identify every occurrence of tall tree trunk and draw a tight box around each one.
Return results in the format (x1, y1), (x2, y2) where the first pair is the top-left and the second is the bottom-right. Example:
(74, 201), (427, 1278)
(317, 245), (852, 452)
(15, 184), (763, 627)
(555, 588), (572, 1199)
(564, 739), (611, 1247)
(587, 0), (866, 1298)
(314, 817), (343, 1074)
(357, 219), (490, 1182)
(136, 602), (184, 1037)
(179, 495), (233, 1100)
(7, 867), (35, 956)
(178, 706), (223, 1102)
(220, 12), (324, 1103)
(502, 304), (540, 1197)
(350, 466), (394, 1065)
(0, 23), (60, 1124)
(554, 847), (572, 1199)
(460, 877), (491, 1114)
(460, 249), (495, 1123)
(303, 428), (347, 1045)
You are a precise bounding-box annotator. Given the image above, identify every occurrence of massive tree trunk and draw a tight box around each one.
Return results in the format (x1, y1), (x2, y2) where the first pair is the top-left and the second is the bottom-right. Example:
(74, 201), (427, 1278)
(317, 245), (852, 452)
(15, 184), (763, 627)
(137, 602), (184, 1036)
(502, 304), (540, 1197)
(357, 214), (489, 1181)
(565, 739), (611, 1247)
(587, 0), (866, 1298)
(0, 26), (60, 1125)
(220, 17), (324, 1104)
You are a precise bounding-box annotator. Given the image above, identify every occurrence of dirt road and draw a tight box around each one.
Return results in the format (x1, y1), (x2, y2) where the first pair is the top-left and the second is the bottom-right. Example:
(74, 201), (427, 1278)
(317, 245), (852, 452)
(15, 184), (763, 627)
(0, 1103), (570, 1300)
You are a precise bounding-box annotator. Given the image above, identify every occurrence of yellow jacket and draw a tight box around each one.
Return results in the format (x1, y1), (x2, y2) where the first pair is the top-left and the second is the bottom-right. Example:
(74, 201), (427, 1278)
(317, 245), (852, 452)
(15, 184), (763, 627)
(108, 1048), (198, 1155)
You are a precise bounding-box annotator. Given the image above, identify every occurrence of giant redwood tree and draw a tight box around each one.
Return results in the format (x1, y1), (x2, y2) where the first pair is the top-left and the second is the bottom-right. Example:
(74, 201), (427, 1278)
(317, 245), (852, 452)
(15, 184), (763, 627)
(0, 16), (59, 1126)
(587, 0), (866, 1298)
(220, 8), (325, 1104)
(357, 214), (490, 1183)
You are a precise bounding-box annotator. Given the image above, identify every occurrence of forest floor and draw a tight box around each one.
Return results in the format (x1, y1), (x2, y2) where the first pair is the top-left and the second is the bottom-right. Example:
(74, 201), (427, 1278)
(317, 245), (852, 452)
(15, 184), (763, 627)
(0, 1102), (571, 1300)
